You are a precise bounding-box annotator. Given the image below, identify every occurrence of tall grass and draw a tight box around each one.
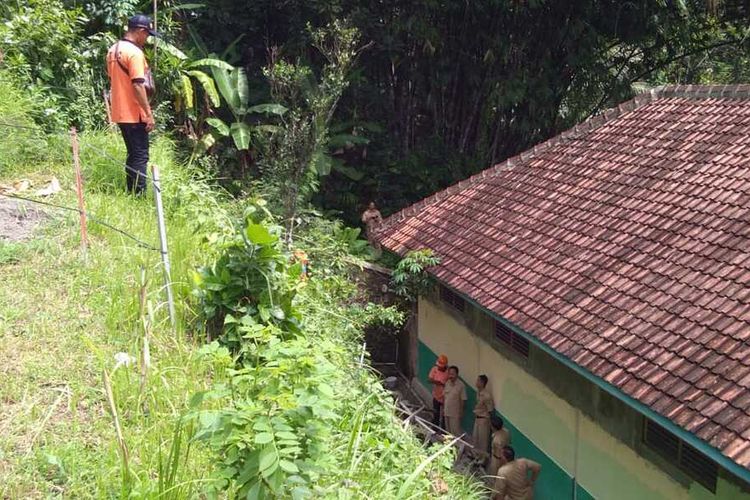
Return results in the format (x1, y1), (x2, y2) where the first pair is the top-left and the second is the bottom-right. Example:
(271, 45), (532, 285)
(0, 111), (224, 496)
(0, 72), (49, 177)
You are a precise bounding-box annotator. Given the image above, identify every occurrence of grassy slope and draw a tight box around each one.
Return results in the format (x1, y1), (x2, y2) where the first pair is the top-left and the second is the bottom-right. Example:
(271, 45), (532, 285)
(0, 76), (485, 499)
(0, 132), (220, 498)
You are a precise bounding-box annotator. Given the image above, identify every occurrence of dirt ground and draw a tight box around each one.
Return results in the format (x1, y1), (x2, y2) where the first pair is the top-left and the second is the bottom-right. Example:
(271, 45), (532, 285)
(0, 197), (45, 242)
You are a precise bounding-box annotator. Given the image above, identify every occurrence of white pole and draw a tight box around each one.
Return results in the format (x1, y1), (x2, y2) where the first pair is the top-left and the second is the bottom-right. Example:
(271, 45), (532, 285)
(151, 164), (176, 330)
(573, 409), (580, 499)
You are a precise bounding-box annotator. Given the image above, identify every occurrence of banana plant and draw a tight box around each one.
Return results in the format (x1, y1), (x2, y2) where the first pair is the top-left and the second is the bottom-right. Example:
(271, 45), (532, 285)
(156, 39), (232, 121)
(207, 66), (287, 151)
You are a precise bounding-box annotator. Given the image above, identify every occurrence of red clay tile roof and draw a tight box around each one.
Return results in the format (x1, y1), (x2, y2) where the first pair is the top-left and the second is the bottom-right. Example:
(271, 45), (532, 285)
(377, 85), (750, 469)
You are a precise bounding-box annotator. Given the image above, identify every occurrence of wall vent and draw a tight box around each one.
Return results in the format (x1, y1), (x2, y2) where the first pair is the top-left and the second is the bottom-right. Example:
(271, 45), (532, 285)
(440, 285), (465, 313)
(494, 321), (530, 358)
(643, 419), (717, 492)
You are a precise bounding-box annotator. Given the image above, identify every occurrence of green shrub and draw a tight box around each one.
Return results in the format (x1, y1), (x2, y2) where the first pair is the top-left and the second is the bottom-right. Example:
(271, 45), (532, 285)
(0, 72), (48, 175)
(191, 206), (483, 499)
(0, 0), (110, 131)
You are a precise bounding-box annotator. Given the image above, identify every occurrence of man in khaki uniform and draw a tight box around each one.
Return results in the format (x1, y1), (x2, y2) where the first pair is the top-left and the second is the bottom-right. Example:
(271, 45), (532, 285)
(489, 416), (512, 477)
(492, 446), (541, 500)
(472, 374), (494, 457)
(442, 365), (467, 437)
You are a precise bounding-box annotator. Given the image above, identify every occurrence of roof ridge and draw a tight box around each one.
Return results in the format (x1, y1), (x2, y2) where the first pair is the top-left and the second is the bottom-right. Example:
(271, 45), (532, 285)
(658, 83), (750, 99)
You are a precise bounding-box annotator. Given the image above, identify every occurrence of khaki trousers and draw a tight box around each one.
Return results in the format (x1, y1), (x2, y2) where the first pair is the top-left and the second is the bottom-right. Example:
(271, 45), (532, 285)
(489, 454), (501, 477)
(444, 416), (463, 437)
(472, 416), (491, 456)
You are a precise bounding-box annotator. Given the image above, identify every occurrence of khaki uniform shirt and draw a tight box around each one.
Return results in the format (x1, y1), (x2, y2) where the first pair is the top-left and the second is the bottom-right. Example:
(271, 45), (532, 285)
(492, 428), (511, 457)
(494, 459), (541, 500)
(442, 378), (467, 418)
(474, 388), (494, 417)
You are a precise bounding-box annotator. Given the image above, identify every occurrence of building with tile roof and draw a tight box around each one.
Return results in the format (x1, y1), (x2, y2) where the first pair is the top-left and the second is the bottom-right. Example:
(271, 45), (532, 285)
(377, 85), (750, 499)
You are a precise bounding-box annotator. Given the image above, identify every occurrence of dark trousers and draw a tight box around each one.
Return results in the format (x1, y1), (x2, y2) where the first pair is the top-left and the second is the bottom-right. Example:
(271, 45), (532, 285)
(118, 123), (149, 195)
(432, 398), (444, 429)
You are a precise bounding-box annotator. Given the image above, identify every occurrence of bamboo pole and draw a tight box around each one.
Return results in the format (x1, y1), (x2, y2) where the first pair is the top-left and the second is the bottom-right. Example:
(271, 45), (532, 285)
(152, 0), (158, 75)
(103, 90), (113, 125)
(70, 127), (88, 256)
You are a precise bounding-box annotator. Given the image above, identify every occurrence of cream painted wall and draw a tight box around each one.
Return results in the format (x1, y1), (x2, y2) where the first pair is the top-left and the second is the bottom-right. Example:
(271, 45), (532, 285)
(418, 297), (745, 500)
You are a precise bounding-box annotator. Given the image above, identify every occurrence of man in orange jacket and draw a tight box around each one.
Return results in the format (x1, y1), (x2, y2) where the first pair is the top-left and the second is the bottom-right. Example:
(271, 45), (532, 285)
(106, 14), (158, 195)
(428, 354), (450, 429)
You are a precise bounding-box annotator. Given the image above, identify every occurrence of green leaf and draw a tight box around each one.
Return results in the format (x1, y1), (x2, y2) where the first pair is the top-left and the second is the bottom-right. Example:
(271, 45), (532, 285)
(311, 151), (332, 176)
(230, 122), (252, 150)
(253, 420), (272, 432)
(188, 58), (234, 71)
(156, 39), (187, 60)
(318, 383), (334, 397)
(166, 3), (206, 11)
(247, 103), (287, 116)
(206, 118), (230, 136)
(189, 391), (206, 408)
(180, 74), (194, 111)
(270, 306), (285, 320)
(279, 460), (299, 474)
(245, 223), (276, 245)
(258, 305), (271, 323)
(275, 433), (298, 442)
(200, 133), (216, 151)
(186, 70), (220, 107)
(258, 447), (278, 477)
(212, 67), (241, 115)
(332, 162), (364, 181)
(291, 486), (312, 500)
(253, 124), (281, 135)
(232, 67), (250, 112)
(254, 432), (274, 445)
(328, 133), (369, 148)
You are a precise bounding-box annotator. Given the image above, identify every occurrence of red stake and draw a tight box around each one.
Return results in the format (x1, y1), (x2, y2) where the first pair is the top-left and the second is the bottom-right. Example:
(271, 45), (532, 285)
(70, 127), (88, 254)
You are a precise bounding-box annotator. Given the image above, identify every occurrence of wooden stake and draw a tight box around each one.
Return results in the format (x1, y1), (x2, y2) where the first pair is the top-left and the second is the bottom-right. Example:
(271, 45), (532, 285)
(152, 0), (158, 75)
(103, 90), (113, 125)
(70, 127), (88, 255)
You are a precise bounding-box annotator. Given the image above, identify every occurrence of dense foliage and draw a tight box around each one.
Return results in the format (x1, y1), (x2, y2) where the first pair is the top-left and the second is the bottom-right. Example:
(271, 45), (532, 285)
(4, 1), (749, 221)
(192, 206), (480, 498)
(188, 0), (750, 221)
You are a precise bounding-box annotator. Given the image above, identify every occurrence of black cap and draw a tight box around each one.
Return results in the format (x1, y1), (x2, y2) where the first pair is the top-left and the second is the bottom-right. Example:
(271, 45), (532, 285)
(128, 14), (160, 37)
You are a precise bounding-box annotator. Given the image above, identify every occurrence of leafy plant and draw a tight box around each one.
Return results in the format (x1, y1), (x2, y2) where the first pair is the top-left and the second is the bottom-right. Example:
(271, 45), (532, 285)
(259, 20), (365, 241)
(192, 199), (300, 350)
(0, 0), (108, 130)
(208, 65), (286, 153)
(191, 209), (479, 499)
(78, 0), (139, 30)
(391, 249), (441, 303)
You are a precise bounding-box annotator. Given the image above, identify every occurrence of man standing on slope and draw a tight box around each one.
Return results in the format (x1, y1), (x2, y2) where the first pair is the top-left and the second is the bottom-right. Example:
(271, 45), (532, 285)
(106, 15), (158, 195)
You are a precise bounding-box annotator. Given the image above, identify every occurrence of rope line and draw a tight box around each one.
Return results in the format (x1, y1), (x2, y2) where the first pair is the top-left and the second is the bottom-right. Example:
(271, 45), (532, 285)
(77, 142), (163, 193)
(0, 192), (161, 252)
(0, 121), (164, 193)
(0, 121), (48, 131)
